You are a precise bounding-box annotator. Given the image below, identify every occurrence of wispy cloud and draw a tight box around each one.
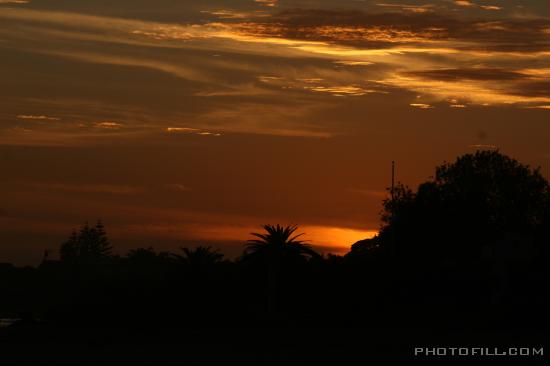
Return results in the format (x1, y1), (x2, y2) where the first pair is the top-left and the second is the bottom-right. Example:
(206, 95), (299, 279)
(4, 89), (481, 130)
(200, 9), (269, 20)
(164, 184), (192, 192)
(16, 114), (60, 121)
(410, 103), (434, 109)
(192, 102), (333, 138)
(94, 121), (122, 129)
(376, 3), (436, 13)
(306, 85), (380, 96)
(254, 0), (278, 7)
(391, 67), (550, 106)
(25, 182), (145, 195)
(333, 60), (375, 66)
(454, 0), (477, 7)
(165, 127), (200, 133)
(453, 1), (502, 11)
(468, 144), (498, 150)
(165, 127), (221, 136)
(1, 5), (548, 146)
(404, 68), (527, 81)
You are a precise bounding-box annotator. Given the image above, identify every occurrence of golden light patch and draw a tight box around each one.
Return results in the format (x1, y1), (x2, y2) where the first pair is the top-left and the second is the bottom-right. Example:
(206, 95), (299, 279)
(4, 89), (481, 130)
(454, 0), (475, 7)
(302, 226), (378, 249)
(306, 85), (376, 96)
(254, 0), (277, 7)
(410, 103), (434, 109)
(334, 61), (375, 66)
(94, 121), (122, 129)
(166, 127), (221, 136)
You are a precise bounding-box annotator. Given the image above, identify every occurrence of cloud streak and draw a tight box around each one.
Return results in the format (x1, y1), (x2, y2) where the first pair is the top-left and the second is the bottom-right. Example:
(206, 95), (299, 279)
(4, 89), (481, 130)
(0, 5), (549, 146)
(17, 114), (60, 121)
(24, 182), (145, 195)
(453, 1), (502, 11)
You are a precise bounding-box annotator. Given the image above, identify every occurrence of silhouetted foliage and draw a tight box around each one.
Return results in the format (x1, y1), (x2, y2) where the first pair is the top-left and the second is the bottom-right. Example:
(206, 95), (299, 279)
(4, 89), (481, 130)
(125, 247), (172, 276)
(379, 150), (550, 260)
(245, 224), (319, 262)
(1, 152), (548, 360)
(173, 246), (224, 269)
(243, 224), (320, 314)
(126, 247), (168, 262)
(346, 237), (381, 260)
(59, 220), (113, 266)
(372, 150), (550, 316)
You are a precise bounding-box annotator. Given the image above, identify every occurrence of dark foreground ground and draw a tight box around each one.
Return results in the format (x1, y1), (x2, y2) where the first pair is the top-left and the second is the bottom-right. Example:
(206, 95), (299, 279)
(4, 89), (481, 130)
(1, 323), (547, 366)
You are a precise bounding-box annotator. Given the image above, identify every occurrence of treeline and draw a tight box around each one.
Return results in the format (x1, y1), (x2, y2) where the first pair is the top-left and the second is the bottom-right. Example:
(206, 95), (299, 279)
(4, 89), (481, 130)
(1, 151), (549, 331)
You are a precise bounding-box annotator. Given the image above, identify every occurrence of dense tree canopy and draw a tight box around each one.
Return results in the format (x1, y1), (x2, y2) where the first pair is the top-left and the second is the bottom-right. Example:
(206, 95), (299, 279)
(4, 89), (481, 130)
(377, 150), (550, 263)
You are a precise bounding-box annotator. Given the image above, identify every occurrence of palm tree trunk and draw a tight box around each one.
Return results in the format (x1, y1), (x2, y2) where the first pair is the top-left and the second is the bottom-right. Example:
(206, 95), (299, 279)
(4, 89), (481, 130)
(267, 259), (279, 315)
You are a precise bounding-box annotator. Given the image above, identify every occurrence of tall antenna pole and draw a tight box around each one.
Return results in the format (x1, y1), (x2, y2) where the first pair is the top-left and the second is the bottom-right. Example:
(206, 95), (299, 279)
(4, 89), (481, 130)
(390, 160), (396, 257)
(391, 160), (395, 201)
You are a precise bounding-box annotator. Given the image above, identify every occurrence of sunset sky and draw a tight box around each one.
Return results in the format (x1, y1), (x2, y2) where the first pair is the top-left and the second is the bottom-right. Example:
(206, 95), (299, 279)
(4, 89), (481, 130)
(1, 0), (549, 264)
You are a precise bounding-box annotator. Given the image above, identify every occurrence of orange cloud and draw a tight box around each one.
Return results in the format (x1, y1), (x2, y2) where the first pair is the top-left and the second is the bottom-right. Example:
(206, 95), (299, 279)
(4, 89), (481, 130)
(94, 121), (122, 129)
(410, 103), (434, 109)
(166, 127), (220, 136)
(454, 1), (502, 11)
(254, 0), (277, 7)
(376, 3), (436, 13)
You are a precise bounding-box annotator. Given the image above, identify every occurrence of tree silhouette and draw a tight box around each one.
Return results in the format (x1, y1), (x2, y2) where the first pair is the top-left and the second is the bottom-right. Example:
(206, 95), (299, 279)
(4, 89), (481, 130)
(375, 150), (550, 308)
(172, 246), (223, 279)
(244, 224), (319, 314)
(125, 247), (172, 273)
(59, 220), (113, 266)
(245, 224), (318, 260)
(379, 150), (550, 261)
(127, 247), (167, 262)
(172, 246), (224, 272)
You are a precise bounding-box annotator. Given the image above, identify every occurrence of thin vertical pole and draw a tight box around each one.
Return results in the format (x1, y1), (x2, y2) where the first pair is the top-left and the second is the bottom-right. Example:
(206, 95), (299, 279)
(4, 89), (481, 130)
(391, 161), (395, 201)
(390, 160), (396, 258)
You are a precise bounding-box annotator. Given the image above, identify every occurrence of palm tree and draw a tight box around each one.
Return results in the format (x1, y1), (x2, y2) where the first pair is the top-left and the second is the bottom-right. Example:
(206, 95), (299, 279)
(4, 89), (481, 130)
(245, 224), (318, 260)
(173, 246), (223, 272)
(244, 224), (319, 314)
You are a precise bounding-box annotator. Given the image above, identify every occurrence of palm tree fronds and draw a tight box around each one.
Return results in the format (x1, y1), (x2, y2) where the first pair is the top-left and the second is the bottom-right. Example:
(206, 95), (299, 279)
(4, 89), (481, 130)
(243, 224), (319, 259)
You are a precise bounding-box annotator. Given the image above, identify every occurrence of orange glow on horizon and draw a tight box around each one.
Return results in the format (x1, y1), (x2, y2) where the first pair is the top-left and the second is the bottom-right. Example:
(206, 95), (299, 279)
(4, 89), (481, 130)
(187, 224), (378, 251)
(113, 222), (378, 255)
(301, 226), (378, 251)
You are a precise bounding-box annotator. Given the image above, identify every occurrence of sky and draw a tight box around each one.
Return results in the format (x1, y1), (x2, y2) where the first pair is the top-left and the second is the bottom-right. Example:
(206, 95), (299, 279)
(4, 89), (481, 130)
(1, 0), (549, 265)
